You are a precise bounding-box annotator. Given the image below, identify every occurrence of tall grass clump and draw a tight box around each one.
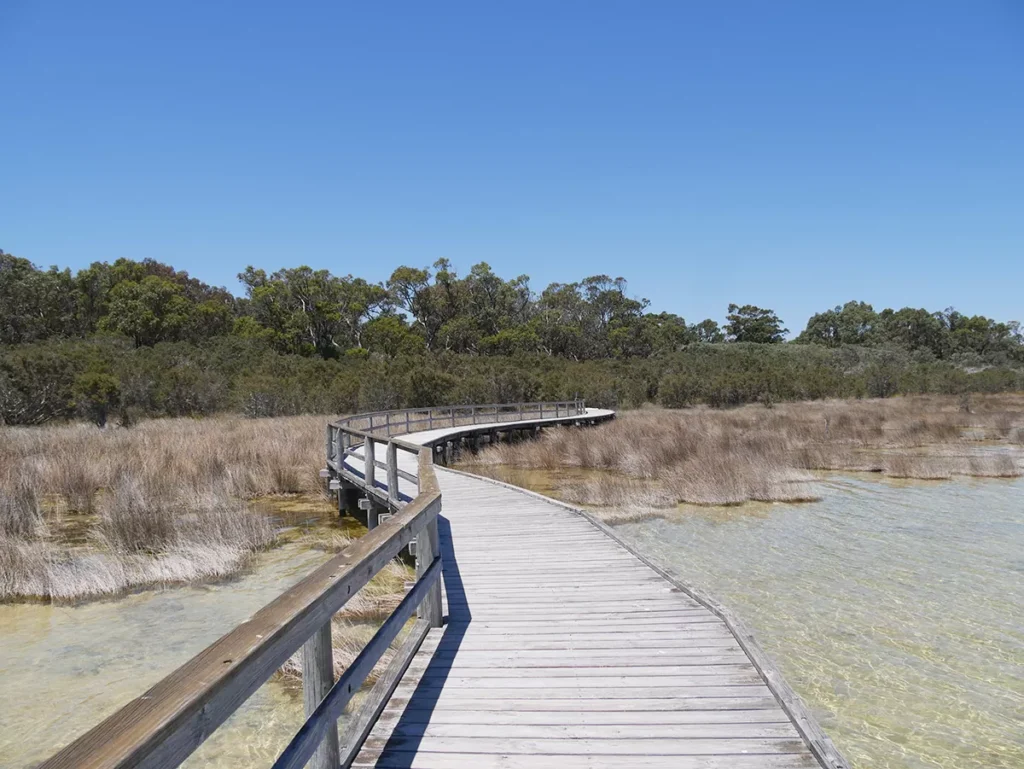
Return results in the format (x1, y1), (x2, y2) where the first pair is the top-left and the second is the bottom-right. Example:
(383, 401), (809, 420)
(461, 394), (1024, 511)
(0, 474), (45, 540)
(0, 414), (330, 601)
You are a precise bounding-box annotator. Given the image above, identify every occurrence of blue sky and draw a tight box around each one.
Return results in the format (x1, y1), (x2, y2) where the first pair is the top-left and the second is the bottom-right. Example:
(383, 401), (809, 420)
(2, 1), (1022, 332)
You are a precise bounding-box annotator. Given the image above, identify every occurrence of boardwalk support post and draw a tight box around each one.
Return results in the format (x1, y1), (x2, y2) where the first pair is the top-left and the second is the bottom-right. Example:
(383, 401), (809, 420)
(301, 622), (340, 769)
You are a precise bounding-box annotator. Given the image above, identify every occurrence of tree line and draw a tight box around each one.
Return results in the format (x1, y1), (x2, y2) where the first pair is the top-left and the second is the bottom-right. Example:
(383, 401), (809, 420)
(1, 249), (1022, 425)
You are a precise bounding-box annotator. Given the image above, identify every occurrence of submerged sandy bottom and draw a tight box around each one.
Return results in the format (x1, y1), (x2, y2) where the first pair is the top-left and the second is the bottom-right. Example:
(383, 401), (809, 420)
(614, 473), (1024, 769)
(0, 538), (332, 768)
(0, 487), (404, 769)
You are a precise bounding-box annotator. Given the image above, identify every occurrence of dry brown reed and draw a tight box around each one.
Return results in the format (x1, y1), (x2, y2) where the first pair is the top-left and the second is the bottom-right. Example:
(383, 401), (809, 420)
(0, 415), (331, 601)
(462, 395), (1024, 511)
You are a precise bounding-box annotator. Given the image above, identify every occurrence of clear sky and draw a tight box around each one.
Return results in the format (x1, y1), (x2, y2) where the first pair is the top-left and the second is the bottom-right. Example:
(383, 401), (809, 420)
(2, 1), (1022, 332)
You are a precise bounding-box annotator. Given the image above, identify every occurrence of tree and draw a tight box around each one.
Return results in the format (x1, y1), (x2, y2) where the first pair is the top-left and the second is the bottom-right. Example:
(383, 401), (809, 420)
(0, 344), (79, 425)
(534, 276), (648, 359)
(876, 307), (946, 358)
(796, 301), (877, 347)
(691, 319), (725, 343)
(0, 251), (78, 343)
(644, 313), (693, 355)
(99, 276), (193, 346)
(74, 370), (121, 427)
(724, 304), (788, 343)
(363, 315), (423, 358)
(237, 266), (389, 358)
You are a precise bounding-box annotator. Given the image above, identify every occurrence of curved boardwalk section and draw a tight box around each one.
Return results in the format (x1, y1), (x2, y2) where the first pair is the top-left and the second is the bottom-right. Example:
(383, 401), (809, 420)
(37, 402), (846, 769)
(347, 419), (845, 769)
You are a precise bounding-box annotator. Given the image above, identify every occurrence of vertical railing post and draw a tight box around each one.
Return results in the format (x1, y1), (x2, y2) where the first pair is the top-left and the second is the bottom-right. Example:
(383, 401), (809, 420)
(386, 441), (399, 506)
(325, 425), (334, 466)
(416, 505), (443, 627)
(364, 438), (375, 488)
(540, 403), (545, 419)
(302, 622), (340, 769)
(336, 430), (345, 465)
(405, 410), (411, 433)
(451, 408), (456, 428)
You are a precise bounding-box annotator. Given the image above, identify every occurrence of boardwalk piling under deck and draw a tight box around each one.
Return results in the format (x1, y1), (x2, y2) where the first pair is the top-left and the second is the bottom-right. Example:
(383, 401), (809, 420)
(343, 419), (843, 769)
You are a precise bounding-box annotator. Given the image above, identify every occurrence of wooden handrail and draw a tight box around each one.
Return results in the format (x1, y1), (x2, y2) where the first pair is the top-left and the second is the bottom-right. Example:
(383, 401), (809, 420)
(326, 400), (587, 468)
(331, 399), (585, 436)
(331, 399), (584, 429)
(39, 448), (444, 769)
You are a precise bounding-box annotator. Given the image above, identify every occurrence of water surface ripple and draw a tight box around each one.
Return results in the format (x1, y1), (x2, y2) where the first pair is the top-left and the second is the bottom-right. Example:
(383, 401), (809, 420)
(0, 543), (328, 768)
(617, 474), (1024, 769)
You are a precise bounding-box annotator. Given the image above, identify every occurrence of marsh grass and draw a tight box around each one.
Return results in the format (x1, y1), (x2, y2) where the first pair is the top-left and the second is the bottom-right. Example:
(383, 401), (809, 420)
(0, 415), (333, 601)
(462, 395), (1024, 510)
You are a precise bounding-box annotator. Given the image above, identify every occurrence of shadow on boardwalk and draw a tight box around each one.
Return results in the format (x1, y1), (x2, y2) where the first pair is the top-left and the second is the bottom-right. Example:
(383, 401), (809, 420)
(370, 515), (471, 765)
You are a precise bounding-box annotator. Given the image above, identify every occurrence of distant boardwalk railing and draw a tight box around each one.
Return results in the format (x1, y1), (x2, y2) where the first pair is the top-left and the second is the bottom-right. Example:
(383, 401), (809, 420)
(39, 401), (590, 769)
(326, 400), (588, 507)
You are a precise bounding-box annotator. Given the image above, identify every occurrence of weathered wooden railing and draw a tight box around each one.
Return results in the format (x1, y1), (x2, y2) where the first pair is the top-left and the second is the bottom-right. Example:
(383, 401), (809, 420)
(330, 398), (584, 441)
(39, 400), (587, 769)
(327, 399), (585, 488)
(39, 446), (443, 769)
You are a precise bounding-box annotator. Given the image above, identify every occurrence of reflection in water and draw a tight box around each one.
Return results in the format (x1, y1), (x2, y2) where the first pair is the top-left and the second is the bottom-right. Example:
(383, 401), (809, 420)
(0, 505), (342, 768)
(615, 473), (1024, 769)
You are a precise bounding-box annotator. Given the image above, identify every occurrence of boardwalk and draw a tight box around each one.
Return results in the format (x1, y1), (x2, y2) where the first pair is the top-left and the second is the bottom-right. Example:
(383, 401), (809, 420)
(40, 402), (846, 769)
(345, 416), (837, 769)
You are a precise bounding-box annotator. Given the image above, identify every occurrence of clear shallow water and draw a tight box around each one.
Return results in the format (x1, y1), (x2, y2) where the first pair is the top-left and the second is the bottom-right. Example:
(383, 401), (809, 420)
(0, 543), (329, 768)
(617, 473), (1024, 769)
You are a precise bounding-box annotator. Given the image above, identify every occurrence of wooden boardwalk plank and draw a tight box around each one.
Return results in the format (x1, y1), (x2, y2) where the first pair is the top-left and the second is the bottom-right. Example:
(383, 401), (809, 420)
(353, 756), (820, 769)
(348, 422), (842, 769)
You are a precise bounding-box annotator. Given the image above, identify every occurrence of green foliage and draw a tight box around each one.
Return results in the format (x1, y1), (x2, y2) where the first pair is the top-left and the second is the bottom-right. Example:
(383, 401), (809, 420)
(724, 304), (788, 344)
(238, 265), (389, 358)
(100, 276), (193, 346)
(0, 247), (1022, 424)
(0, 251), (77, 344)
(74, 370), (121, 427)
(796, 301), (878, 347)
(796, 302), (1023, 364)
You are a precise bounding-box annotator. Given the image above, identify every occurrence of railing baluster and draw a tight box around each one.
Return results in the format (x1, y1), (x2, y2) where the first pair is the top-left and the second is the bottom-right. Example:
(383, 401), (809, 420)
(416, 507), (443, 628)
(301, 623), (340, 769)
(386, 441), (399, 507)
(364, 438), (375, 488)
